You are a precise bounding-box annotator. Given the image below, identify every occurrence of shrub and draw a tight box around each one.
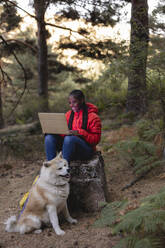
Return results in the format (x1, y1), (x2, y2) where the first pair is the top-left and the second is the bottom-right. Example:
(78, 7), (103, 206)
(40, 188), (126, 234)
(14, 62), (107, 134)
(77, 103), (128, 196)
(95, 187), (165, 248)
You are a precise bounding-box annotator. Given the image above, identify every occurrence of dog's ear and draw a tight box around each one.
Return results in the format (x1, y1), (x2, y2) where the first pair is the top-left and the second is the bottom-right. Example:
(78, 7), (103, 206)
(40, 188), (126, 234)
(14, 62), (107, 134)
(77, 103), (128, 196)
(57, 151), (62, 159)
(43, 161), (51, 168)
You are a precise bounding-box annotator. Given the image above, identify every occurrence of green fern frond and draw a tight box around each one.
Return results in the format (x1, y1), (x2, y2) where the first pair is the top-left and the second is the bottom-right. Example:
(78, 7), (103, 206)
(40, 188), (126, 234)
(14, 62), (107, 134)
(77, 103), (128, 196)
(142, 187), (165, 208)
(113, 236), (140, 248)
(114, 233), (165, 248)
(114, 236), (154, 248)
(134, 238), (153, 248)
(94, 200), (128, 227)
(115, 140), (156, 159)
(134, 159), (163, 175)
(96, 188), (165, 248)
(135, 119), (162, 142)
(114, 204), (165, 235)
(150, 234), (165, 248)
(142, 128), (161, 141)
(115, 138), (163, 176)
(133, 155), (155, 171)
(113, 205), (148, 234)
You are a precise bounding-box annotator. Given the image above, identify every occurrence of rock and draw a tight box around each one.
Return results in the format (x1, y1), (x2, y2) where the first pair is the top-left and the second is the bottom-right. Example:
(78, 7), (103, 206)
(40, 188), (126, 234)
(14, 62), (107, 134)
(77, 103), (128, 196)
(68, 151), (108, 212)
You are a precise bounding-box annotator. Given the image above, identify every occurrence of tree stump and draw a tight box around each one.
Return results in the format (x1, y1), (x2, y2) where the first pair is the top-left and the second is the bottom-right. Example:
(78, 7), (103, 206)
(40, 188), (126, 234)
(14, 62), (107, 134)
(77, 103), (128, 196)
(68, 151), (108, 213)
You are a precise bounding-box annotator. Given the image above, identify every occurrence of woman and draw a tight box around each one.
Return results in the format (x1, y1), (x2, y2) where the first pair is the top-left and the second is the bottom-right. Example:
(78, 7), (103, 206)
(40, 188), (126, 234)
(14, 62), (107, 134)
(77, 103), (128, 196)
(45, 89), (101, 163)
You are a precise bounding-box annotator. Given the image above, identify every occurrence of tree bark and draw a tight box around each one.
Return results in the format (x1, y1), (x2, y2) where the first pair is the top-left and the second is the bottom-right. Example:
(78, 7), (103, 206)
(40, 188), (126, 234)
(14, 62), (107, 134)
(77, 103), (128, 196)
(34, 0), (49, 112)
(126, 0), (149, 115)
(68, 152), (108, 212)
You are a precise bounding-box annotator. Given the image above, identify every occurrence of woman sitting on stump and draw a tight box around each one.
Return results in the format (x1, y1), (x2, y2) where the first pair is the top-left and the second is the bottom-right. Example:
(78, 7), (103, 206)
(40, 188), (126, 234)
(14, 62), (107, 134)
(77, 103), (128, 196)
(45, 89), (102, 163)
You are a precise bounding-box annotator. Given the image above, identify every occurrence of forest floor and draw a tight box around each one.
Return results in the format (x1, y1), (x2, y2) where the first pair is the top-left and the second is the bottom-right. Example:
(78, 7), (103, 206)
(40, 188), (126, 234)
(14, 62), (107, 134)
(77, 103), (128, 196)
(0, 121), (165, 248)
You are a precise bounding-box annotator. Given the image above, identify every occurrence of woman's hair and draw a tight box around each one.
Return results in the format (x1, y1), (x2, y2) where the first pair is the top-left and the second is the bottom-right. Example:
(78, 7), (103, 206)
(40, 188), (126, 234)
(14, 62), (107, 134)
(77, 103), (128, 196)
(69, 89), (85, 102)
(68, 89), (88, 130)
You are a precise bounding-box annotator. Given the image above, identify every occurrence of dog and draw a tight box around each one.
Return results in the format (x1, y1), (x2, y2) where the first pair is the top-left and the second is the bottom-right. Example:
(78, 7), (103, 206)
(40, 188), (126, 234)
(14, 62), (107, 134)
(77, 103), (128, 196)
(5, 152), (77, 235)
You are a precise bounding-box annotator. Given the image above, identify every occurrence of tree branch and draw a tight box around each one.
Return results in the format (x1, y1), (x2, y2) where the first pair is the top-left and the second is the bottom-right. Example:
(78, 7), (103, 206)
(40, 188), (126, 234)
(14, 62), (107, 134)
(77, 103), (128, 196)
(3, 0), (37, 19)
(0, 39), (37, 53)
(3, 0), (79, 34)
(0, 35), (28, 119)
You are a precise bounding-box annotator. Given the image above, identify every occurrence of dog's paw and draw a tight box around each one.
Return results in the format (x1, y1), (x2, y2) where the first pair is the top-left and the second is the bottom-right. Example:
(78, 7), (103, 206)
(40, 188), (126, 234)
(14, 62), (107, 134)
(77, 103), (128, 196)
(34, 229), (42, 234)
(56, 229), (65, 235)
(68, 217), (78, 224)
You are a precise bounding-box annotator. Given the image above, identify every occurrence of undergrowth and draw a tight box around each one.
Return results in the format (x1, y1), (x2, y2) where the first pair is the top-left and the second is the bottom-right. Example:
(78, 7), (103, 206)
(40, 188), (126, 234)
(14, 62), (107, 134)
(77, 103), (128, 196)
(95, 187), (165, 248)
(96, 118), (165, 248)
(114, 118), (164, 176)
(115, 139), (163, 176)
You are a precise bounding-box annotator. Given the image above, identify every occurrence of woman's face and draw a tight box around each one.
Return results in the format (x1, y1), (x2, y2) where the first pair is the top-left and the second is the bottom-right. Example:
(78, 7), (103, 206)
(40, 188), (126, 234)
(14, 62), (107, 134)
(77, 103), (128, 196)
(69, 96), (83, 112)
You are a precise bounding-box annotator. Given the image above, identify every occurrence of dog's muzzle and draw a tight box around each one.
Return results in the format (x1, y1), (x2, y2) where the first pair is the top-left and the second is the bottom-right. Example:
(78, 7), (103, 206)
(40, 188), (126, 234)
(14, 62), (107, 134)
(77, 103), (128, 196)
(60, 168), (70, 178)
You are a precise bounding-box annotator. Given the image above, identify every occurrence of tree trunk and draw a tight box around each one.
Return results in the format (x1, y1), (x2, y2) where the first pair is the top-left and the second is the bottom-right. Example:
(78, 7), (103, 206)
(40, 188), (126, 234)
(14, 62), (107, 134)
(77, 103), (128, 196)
(0, 121), (39, 137)
(126, 0), (149, 115)
(68, 152), (108, 212)
(34, 0), (49, 112)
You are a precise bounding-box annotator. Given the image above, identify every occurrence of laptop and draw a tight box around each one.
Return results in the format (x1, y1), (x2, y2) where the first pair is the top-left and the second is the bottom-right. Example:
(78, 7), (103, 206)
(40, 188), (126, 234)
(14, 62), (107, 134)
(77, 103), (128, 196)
(38, 113), (70, 134)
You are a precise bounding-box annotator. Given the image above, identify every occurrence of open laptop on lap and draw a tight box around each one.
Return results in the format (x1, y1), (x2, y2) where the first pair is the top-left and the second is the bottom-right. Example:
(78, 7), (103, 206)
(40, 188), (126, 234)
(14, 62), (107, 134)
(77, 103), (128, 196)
(38, 113), (70, 134)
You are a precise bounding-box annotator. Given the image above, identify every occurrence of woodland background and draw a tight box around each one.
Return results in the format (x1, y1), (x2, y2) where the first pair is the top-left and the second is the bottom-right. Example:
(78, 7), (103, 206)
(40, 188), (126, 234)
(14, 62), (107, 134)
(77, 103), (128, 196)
(1, 0), (165, 248)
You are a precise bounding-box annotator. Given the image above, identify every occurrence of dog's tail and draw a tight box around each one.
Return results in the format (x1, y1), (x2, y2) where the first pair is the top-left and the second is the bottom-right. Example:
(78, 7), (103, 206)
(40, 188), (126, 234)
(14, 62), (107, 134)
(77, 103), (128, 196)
(5, 216), (20, 233)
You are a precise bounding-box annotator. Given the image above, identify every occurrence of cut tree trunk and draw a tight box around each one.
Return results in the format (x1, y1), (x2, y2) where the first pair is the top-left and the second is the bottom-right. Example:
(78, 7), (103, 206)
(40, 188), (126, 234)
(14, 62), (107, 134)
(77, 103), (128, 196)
(68, 151), (108, 213)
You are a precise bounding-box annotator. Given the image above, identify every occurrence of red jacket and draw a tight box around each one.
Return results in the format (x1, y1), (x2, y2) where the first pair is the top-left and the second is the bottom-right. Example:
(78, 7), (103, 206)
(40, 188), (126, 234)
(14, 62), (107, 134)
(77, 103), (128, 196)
(65, 102), (101, 150)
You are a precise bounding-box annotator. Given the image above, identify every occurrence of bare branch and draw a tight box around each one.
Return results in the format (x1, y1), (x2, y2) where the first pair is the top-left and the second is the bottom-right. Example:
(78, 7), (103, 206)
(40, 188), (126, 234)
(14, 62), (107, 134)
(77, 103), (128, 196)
(0, 35), (28, 118)
(44, 21), (77, 33)
(3, 0), (37, 19)
(0, 65), (12, 87)
(3, 0), (80, 34)
(0, 39), (37, 53)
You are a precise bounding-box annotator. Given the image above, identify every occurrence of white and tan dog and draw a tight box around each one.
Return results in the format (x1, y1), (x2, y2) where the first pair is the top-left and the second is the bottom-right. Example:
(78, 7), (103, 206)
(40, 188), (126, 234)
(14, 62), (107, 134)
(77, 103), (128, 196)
(5, 153), (77, 235)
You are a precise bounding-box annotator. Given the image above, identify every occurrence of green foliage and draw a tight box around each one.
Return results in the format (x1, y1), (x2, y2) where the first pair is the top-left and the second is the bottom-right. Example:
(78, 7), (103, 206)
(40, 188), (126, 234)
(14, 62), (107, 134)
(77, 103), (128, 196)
(84, 58), (128, 113)
(147, 70), (165, 103)
(94, 200), (128, 227)
(14, 94), (41, 124)
(50, 0), (124, 26)
(0, 133), (44, 160)
(114, 236), (152, 248)
(114, 117), (164, 176)
(59, 39), (125, 61)
(115, 138), (163, 176)
(1, 0), (165, 128)
(97, 114), (165, 248)
(96, 188), (165, 248)
(113, 188), (165, 248)
(114, 206), (165, 235)
(0, 1), (22, 32)
(135, 119), (163, 141)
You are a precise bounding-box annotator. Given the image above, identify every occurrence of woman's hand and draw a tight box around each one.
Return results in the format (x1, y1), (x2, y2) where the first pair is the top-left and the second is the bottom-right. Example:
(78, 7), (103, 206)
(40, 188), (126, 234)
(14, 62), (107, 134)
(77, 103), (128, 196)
(69, 130), (80, 136)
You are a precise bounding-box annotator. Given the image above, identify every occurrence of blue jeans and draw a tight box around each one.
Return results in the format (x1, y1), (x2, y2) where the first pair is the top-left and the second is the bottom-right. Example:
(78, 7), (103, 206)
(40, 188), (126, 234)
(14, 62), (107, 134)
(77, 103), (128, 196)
(44, 134), (94, 163)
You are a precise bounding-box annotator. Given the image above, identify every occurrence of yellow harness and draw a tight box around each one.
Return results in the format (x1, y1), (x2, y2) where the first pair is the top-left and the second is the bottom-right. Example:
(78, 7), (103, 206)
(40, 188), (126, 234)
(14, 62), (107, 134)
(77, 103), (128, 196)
(19, 175), (39, 209)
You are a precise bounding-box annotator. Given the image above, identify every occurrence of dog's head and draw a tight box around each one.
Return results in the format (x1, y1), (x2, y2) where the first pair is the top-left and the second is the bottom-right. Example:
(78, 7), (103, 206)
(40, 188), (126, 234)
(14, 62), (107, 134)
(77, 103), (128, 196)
(41, 152), (70, 185)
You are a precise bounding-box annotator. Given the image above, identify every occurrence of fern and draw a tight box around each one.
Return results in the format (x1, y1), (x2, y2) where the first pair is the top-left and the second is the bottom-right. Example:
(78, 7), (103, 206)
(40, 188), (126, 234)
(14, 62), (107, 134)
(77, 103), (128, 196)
(114, 206), (165, 234)
(114, 236), (152, 248)
(115, 139), (163, 176)
(142, 187), (165, 208)
(94, 200), (128, 228)
(96, 187), (165, 248)
(135, 119), (162, 141)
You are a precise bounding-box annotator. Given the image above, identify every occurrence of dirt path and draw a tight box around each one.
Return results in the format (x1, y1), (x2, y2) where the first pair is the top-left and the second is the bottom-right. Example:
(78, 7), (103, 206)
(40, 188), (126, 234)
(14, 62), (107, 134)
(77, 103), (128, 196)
(0, 155), (119, 248)
(0, 131), (165, 248)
